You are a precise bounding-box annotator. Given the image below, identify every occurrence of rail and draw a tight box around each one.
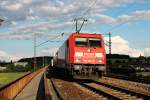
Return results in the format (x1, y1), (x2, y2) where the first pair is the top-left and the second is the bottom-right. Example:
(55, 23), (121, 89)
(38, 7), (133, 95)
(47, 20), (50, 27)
(44, 72), (52, 100)
(79, 82), (143, 100)
(105, 73), (150, 84)
(97, 77), (150, 99)
(0, 67), (46, 100)
(44, 72), (62, 100)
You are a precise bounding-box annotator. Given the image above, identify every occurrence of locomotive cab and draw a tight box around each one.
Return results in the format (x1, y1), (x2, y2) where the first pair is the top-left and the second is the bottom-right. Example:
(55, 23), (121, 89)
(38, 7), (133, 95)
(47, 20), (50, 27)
(71, 34), (106, 77)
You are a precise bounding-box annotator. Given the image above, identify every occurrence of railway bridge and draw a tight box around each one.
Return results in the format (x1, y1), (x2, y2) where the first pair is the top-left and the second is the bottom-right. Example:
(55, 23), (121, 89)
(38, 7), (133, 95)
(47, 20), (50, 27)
(0, 66), (150, 100)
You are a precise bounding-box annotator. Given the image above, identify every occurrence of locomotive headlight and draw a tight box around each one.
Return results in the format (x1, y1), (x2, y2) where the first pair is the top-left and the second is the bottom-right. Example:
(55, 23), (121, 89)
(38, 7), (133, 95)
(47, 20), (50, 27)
(75, 52), (83, 57)
(95, 53), (103, 57)
(75, 59), (81, 63)
(99, 60), (102, 63)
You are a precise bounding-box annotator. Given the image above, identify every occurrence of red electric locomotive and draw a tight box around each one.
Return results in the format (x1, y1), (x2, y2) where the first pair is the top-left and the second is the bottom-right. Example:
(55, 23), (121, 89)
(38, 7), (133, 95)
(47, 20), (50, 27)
(54, 32), (106, 78)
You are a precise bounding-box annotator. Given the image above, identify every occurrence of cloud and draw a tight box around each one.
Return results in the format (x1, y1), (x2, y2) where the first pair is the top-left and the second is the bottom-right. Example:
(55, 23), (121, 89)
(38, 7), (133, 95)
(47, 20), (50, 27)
(116, 10), (150, 24)
(99, 0), (138, 7)
(39, 47), (58, 56)
(22, 0), (32, 4)
(0, 50), (23, 61)
(5, 8), (149, 38)
(11, 21), (17, 26)
(89, 9), (150, 25)
(4, 3), (22, 11)
(10, 21), (73, 34)
(0, 0), (142, 24)
(0, 34), (31, 40)
(0, 0), (148, 38)
(144, 48), (150, 56)
(5, 9), (149, 39)
(104, 35), (144, 57)
(92, 14), (116, 24)
(0, 32), (49, 40)
(26, 15), (38, 20)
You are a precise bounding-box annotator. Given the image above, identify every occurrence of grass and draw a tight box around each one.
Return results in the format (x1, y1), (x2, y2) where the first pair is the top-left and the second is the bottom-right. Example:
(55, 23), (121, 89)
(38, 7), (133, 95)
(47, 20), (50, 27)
(0, 72), (27, 87)
(136, 72), (150, 77)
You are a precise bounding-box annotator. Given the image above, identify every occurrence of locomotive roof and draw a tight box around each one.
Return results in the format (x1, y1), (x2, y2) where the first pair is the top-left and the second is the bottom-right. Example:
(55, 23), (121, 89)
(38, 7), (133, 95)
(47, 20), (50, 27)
(70, 33), (102, 38)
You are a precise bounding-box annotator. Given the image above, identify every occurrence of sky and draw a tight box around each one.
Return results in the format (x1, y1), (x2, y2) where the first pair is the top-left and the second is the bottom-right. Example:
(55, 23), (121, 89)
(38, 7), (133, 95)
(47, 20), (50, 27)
(0, 0), (150, 61)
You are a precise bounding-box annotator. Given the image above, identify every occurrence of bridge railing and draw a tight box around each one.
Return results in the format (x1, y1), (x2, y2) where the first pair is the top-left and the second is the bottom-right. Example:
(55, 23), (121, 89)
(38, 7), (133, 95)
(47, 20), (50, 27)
(0, 67), (46, 100)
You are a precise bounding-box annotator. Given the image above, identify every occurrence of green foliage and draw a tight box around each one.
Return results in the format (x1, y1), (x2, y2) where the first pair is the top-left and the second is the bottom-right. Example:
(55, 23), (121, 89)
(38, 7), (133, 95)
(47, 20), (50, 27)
(2, 64), (33, 72)
(5, 64), (15, 72)
(137, 72), (150, 77)
(106, 54), (130, 59)
(25, 64), (33, 71)
(15, 65), (26, 72)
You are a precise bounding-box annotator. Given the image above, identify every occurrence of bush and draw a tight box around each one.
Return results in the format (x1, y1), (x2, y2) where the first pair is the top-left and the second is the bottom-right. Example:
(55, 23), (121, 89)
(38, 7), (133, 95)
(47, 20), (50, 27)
(25, 64), (33, 71)
(6, 64), (15, 72)
(15, 65), (26, 72)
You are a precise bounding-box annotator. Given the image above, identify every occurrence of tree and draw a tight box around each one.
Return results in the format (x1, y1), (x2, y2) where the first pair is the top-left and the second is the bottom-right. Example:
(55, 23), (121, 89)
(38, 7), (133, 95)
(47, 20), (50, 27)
(6, 64), (15, 72)
(25, 64), (33, 71)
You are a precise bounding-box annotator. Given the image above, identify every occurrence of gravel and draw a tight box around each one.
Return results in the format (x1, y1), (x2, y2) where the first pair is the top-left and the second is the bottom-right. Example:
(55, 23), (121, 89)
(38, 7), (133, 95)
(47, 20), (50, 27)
(53, 79), (106, 100)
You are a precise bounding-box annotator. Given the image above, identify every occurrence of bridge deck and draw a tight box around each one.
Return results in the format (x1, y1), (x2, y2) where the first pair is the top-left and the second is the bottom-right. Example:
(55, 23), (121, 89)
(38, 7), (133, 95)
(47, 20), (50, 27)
(14, 71), (44, 100)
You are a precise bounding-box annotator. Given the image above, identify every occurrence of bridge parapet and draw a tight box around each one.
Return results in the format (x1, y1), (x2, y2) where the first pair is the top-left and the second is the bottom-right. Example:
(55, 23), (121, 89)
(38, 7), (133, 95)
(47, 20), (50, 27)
(0, 67), (47, 100)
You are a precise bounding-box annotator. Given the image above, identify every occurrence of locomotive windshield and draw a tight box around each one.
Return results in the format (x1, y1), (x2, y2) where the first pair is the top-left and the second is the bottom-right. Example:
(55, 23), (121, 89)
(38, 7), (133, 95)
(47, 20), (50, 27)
(75, 37), (101, 47)
(75, 37), (87, 46)
(89, 38), (101, 47)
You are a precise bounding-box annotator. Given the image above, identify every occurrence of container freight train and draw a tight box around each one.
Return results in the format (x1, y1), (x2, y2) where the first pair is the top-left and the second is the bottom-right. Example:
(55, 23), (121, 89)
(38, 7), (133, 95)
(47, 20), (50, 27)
(53, 32), (106, 78)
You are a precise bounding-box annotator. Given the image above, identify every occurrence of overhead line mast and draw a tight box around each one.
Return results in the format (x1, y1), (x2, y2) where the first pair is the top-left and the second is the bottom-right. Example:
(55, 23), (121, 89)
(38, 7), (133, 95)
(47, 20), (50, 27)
(33, 33), (37, 71)
(108, 32), (111, 54)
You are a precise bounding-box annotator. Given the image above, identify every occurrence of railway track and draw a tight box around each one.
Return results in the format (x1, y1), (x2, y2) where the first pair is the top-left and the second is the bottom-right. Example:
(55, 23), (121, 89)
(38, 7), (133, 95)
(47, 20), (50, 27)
(46, 68), (150, 100)
(45, 68), (108, 100)
(105, 73), (150, 84)
(45, 78), (107, 100)
(46, 77), (149, 100)
(78, 81), (143, 100)
(98, 77), (150, 99)
(50, 79), (64, 100)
